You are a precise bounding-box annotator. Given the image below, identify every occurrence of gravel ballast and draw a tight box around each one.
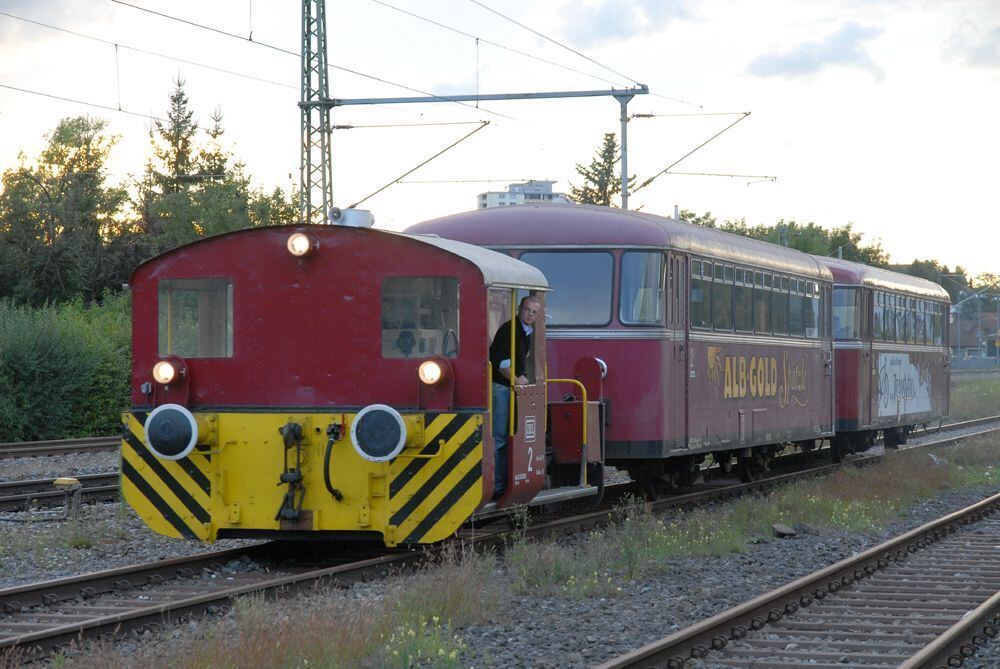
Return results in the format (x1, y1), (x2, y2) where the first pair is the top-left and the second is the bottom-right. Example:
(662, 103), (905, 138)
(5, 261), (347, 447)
(3, 453), (1000, 667)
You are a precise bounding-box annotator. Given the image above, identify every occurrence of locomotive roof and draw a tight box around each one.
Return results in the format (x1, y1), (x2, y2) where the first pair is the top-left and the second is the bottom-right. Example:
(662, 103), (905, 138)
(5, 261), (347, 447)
(131, 224), (549, 291)
(407, 204), (833, 281)
(815, 256), (950, 300)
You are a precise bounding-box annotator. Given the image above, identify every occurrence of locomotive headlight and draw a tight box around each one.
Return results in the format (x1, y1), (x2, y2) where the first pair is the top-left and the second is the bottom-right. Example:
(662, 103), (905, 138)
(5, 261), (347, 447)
(152, 360), (176, 385)
(286, 232), (316, 257)
(418, 360), (443, 385)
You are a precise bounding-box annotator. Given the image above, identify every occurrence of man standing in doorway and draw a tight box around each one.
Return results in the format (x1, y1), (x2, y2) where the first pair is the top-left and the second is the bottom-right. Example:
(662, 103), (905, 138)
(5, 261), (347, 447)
(489, 295), (540, 500)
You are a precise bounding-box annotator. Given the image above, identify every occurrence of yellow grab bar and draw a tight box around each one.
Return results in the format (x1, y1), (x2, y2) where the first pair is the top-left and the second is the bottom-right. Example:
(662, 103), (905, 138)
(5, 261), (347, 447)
(545, 378), (589, 487)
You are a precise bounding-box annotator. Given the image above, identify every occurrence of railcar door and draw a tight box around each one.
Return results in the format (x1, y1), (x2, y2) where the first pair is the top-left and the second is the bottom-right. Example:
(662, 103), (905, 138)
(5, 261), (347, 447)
(668, 253), (688, 449)
(860, 288), (873, 427)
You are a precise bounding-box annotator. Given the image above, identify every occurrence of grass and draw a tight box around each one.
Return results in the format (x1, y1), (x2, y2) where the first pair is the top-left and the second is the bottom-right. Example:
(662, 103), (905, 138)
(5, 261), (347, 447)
(504, 435), (1000, 597)
(949, 374), (1000, 421)
(37, 544), (497, 669)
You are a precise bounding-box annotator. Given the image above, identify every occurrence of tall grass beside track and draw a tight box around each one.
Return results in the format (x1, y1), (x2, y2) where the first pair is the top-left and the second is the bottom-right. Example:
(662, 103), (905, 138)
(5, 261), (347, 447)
(10, 436), (1000, 669)
(949, 373), (1000, 421)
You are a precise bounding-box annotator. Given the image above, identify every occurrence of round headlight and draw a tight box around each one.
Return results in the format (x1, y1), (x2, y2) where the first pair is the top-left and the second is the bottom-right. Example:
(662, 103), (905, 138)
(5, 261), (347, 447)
(418, 360), (443, 385)
(144, 403), (198, 460)
(152, 360), (176, 385)
(287, 232), (315, 257)
(350, 404), (407, 463)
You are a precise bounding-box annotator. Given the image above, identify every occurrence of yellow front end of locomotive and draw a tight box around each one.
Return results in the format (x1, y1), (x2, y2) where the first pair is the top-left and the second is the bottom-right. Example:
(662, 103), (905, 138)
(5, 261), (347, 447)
(121, 410), (486, 547)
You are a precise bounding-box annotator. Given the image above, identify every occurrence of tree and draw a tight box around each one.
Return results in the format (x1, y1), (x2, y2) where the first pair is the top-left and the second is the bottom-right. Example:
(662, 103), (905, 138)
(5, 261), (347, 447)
(570, 133), (634, 207)
(0, 116), (129, 305)
(679, 209), (889, 265)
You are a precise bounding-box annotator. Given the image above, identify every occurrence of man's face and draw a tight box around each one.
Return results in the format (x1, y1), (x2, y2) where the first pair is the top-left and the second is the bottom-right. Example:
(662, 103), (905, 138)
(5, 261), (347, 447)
(519, 300), (540, 326)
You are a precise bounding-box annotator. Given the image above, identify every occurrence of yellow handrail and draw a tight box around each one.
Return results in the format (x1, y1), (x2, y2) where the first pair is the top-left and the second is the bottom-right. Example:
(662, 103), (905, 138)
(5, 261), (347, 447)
(545, 378), (589, 487)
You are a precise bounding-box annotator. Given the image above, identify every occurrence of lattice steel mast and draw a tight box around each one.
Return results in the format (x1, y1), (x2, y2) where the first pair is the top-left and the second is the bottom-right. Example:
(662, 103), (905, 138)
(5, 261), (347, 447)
(299, 0), (334, 224)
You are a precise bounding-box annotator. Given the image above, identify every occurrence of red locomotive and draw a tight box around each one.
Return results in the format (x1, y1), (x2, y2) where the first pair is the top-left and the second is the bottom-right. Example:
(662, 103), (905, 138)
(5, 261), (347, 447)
(122, 222), (602, 547)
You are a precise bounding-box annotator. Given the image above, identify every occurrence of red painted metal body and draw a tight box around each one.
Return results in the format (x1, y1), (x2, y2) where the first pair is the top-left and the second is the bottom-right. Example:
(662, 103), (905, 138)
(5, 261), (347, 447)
(407, 205), (837, 464)
(131, 226), (496, 411)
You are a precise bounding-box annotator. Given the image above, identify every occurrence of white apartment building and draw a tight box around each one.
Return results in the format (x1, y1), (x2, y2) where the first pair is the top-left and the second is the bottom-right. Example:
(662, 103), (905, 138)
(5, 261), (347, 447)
(476, 180), (571, 209)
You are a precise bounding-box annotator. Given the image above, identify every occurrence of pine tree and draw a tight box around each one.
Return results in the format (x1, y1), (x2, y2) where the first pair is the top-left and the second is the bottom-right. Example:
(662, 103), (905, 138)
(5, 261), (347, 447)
(570, 133), (633, 207)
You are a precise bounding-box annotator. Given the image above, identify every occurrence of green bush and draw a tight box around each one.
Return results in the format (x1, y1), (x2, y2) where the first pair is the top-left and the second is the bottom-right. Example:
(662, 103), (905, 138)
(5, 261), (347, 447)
(0, 292), (130, 442)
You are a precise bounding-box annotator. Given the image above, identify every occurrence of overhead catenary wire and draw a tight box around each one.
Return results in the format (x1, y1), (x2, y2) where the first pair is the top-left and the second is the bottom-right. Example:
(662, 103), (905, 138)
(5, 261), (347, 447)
(0, 82), (167, 124)
(332, 120), (490, 129)
(110, 0), (517, 122)
(0, 10), (295, 90)
(466, 0), (642, 87)
(370, 0), (626, 88)
(348, 121), (490, 208)
(633, 112), (752, 193)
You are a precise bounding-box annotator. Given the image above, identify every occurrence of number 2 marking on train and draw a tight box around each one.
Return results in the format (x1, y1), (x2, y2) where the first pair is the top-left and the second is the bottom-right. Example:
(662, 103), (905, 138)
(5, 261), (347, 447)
(526, 447), (533, 476)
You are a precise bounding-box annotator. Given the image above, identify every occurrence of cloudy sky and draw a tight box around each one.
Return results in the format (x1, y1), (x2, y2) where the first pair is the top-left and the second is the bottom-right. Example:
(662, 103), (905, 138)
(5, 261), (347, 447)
(1, 0), (998, 275)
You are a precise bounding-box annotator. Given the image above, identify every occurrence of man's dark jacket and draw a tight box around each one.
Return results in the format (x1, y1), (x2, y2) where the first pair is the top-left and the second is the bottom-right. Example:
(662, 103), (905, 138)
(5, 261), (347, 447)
(489, 319), (532, 383)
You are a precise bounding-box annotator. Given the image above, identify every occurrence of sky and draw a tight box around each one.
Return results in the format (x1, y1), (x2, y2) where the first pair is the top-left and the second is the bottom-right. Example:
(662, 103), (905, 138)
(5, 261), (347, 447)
(1, 0), (998, 276)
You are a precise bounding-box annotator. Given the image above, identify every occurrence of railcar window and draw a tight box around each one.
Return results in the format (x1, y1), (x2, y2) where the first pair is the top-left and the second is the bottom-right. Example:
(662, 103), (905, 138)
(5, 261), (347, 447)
(872, 292), (883, 340)
(884, 293), (896, 341)
(771, 276), (789, 335)
(519, 252), (612, 326)
(895, 295), (907, 343)
(754, 273), (771, 334)
(734, 268), (753, 332)
(933, 303), (944, 345)
(788, 279), (805, 336)
(712, 263), (733, 330)
(158, 279), (233, 358)
(620, 252), (666, 326)
(381, 277), (459, 358)
(832, 287), (859, 340)
(804, 282), (821, 338)
(690, 260), (711, 328)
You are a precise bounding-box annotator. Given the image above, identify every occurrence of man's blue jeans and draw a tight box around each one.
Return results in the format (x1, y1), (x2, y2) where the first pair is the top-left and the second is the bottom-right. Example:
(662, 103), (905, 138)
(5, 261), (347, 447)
(491, 382), (510, 497)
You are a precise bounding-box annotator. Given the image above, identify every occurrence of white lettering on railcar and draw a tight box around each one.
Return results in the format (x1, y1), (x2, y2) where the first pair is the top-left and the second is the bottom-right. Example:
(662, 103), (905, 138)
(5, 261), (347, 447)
(877, 353), (932, 417)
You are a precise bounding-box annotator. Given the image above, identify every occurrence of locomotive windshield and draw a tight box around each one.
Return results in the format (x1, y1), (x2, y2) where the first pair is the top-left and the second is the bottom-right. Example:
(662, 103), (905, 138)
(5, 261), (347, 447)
(518, 251), (612, 326)
(381, 277), (459, 357)
(158, 279), (233, 358)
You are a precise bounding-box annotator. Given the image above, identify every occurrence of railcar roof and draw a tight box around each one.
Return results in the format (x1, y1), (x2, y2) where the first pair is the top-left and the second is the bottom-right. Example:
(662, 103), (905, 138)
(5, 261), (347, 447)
(407, 204), (833, 281)
(815, 256), (949, 300)
(132, 224), (549, 291)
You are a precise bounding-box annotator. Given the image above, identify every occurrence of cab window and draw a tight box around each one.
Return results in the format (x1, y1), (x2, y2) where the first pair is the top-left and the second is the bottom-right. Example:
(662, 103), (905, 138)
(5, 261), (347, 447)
(382, 277), (459, 358)
(158, 279), (233, 358)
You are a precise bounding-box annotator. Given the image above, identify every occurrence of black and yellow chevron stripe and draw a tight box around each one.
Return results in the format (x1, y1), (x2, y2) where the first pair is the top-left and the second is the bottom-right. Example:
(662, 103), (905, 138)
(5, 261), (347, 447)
(388, 411), (484, 545)
(120, 412), (212, 541)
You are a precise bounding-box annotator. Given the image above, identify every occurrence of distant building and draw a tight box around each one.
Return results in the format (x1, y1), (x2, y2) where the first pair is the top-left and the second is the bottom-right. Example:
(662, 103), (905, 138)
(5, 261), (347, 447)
(477, 180), (571, 209)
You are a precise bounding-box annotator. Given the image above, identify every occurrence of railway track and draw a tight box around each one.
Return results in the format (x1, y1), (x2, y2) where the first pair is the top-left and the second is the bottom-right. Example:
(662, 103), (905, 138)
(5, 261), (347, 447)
(0, 474), (119, 512)
(596, 492), (1000, 669)
(1, 419), (998, 662)
(0, 436), (119, 460)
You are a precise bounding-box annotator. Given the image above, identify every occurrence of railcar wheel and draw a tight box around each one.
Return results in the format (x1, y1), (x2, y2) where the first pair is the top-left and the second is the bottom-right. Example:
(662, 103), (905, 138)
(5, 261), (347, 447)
(736, 454), (765, 483)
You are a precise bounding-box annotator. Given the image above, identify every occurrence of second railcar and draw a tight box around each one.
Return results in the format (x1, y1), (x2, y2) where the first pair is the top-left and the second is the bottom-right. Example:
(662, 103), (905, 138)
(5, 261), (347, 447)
(819, 256), (951, 459)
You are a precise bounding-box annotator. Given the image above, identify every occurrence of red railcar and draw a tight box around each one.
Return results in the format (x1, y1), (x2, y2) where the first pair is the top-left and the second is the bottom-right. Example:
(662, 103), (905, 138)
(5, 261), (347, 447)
(408, 204), (836, 488)
(817, 257), (951, 459)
